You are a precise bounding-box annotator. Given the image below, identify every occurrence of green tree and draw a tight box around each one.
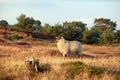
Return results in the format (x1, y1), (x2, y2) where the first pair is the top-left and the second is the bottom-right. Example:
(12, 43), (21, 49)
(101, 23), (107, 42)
(50, 23), (64, 37)
(0, 20), (9, 27)
(15, 14), (41, 32)
(41, 23), (64, 38)
(41, 23), (52, 33)
(33, 20), (41, 32)
(35, 20), (41, 26)
(82, 27), (100, 44)
(115, 30), (120, 43)
(94, 18), (116, 31)
(63, 21), (86, 40)
(100, 29), (116, 44)
(63, 21), (86, 32)
(41, 21), (86, 40)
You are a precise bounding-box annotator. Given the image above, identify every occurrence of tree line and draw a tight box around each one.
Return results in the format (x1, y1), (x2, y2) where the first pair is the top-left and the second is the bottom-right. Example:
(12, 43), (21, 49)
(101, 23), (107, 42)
(0, 14), (120, 45)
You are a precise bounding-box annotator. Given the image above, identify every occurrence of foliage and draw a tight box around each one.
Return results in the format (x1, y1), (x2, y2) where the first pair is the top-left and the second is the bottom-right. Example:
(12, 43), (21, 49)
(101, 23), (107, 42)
(94, 18), (116, 31)
(12, 34), (19, 40)
(1, 15), (120, 45)
(61, 61), (104, 79)
(48, 23), (64, 37)
(82, 18), (118, 45)
(100, 29), (116, 44)
(63, 21), (86, 40)
(0, 20), (9, 27)
(63, 21), (86, 32)
(62, 61), (87, 75)
(41, 19), (119, 45)
(115, 30), (120, 43)
(88, 66), (104, 76)
(82, 27), (100, 44)
(41, 23), (51, 32)
(33, 20), (41, 32)
(41, 21), (86, 41)
(15, 14), (41, 32)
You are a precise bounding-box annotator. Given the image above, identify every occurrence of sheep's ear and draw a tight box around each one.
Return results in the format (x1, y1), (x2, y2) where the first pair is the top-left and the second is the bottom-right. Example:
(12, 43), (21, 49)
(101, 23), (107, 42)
(55, 36), (61, 40)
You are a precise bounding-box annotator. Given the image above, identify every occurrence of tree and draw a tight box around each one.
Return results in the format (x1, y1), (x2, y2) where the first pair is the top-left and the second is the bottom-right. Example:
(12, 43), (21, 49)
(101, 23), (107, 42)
(115, 30), (120, 43)
(100, 29), (116, 44)
(94, 18), (116, 31)
(33, 20), (41, 32)
(35, 20), (41, 26)
(41, 23), (64, 38)
(63, 21), (86, 40)
(0, 20), (9, 27)
(41, 23), (52, 33)
(15, 14), (41, 32)
(50, 23), (64, 37)
(82, 27), (100, 44)
(41, 21), (86, 40)
(63, 21), (86, 32)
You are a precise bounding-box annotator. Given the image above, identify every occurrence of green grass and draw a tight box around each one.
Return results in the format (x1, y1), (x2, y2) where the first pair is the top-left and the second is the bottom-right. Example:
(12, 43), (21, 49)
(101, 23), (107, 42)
(61, 61), (104, 79)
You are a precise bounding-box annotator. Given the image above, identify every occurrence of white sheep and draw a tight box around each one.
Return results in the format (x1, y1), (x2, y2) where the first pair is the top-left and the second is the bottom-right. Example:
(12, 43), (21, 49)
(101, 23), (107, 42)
(56, 37), (82, 57)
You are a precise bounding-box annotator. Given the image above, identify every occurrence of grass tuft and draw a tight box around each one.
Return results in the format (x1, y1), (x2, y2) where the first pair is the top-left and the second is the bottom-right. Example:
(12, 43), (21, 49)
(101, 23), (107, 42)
(61, 61), (104, 79)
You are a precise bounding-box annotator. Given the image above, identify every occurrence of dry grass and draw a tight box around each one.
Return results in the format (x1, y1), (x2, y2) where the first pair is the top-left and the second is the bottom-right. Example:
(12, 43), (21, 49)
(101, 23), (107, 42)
(0, 40), (120, 80)
(83, 44), (120, 57)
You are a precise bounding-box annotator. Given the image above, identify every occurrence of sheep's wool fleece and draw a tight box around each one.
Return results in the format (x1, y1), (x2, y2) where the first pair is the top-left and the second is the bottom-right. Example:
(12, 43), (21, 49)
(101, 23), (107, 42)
(57, 37), (82, 56)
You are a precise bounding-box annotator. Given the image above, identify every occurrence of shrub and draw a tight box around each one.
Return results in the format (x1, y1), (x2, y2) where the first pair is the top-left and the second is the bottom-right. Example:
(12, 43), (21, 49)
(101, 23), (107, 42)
(115, 30), (120, 43)
(62, 61), (87, 75)
(12, 34), (19, 40)
(88, 66), (104, 76)
(82, 27), (100, 44)
(100, 29), (116, 45)
(15, 14), (41, 32)
(61, 61), (104, 79)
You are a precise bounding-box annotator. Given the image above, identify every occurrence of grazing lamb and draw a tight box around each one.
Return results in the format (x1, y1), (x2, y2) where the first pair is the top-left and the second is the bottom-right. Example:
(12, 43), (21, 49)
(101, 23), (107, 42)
(56, 37), (82, 57)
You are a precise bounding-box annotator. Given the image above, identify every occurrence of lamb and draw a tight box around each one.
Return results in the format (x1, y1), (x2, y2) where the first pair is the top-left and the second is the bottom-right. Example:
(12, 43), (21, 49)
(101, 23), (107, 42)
(56, 37), (82, 57)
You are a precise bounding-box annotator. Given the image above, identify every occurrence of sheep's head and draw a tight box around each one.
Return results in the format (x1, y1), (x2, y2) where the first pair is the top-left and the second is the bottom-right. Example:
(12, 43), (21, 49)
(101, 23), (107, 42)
(55, 36), (64, 43)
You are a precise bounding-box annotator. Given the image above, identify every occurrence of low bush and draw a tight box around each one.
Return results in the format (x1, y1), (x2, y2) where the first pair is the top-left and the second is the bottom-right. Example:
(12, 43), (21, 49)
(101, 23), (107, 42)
(61, 61), (104, 79)
(88, 66), (104, 76)
(62, 61), (87, 75)
(12, 34), (19, 40)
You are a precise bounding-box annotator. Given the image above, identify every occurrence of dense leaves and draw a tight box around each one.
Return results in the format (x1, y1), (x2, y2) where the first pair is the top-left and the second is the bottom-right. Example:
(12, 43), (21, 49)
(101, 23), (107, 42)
(100, 29), (117, 44)
(41, 21), (86, 41)
(1, 14), (120, 45)
(94, 18), (116, 31)
(0, 20), (9, 27)
(82, 27), (100, 44)
(115, 30), (120, 43)
(82, 18), (118, 45)
(62, 61), (104, 79)
(15, 14), (41, 32)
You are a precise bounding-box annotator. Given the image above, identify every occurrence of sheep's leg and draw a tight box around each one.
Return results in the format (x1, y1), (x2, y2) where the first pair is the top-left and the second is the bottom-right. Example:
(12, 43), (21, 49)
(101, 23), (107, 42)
(63, 54), (65, 57)
(62, 49), (68, 57)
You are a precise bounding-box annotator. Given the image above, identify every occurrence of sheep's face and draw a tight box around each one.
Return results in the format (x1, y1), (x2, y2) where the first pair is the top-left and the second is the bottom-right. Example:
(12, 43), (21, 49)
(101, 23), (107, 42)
(55, 36), (61, 43)
(56, 37), (65, 42)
